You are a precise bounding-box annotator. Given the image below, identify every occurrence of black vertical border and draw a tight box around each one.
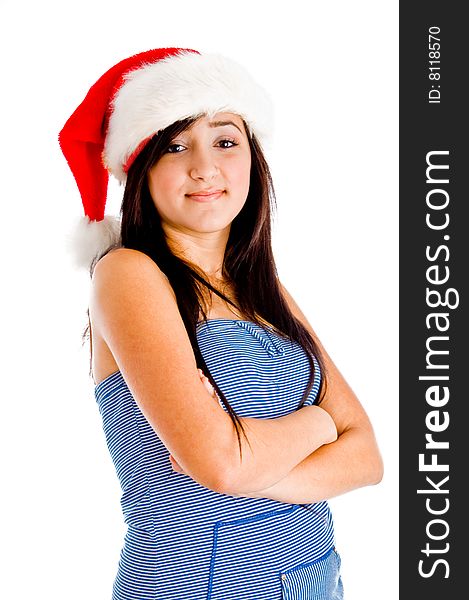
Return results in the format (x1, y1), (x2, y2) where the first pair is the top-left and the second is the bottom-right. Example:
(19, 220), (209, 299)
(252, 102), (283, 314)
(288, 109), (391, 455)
(400, 2), (467, 597)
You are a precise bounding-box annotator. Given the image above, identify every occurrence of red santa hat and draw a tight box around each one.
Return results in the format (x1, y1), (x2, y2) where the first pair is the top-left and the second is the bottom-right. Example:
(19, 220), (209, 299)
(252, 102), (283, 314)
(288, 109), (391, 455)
(59, 47), (273, 268)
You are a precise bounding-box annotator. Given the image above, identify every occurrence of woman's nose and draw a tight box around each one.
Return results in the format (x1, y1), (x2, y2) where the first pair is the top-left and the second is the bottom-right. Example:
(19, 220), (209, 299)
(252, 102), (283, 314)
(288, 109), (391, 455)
(189, 147), (219, 181)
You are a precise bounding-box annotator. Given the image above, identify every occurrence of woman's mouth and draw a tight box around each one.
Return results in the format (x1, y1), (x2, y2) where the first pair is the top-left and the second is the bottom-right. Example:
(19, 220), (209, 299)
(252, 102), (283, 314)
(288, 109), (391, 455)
(186, 190), (225, 202)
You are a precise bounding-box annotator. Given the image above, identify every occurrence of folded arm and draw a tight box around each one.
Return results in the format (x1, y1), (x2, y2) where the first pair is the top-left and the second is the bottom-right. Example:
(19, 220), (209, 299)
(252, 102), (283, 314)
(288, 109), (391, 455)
(90, 249), (338, 494)
(231, 284), (384, 502)
(234, 420), (382, 504)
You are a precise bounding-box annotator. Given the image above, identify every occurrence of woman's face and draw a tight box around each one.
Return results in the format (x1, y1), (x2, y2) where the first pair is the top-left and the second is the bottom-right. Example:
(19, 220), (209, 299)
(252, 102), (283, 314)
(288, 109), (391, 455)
(147, 112), (251, 237)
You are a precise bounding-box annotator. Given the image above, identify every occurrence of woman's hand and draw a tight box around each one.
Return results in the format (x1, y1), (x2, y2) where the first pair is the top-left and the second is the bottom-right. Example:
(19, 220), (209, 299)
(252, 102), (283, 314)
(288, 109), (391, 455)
(169, 369), (218, 475)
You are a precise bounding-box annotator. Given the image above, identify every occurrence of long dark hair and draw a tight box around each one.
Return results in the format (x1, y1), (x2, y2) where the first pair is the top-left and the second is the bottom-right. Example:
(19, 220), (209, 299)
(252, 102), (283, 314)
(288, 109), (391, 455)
(89, 115), (327, 461)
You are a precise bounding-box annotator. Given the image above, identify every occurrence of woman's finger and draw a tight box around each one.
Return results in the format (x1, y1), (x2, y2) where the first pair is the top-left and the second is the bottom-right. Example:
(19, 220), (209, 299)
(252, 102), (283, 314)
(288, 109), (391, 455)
(169, 454), (184, 473)
(201, 376), (215, 396)
(197, 369), (216, 397)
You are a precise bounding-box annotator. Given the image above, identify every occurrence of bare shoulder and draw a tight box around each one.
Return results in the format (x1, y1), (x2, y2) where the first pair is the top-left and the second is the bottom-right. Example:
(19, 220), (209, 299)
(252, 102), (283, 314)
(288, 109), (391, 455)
(89, 247), (179, 344)
(88, 249), (175, 382)
(92, 247), (170, 287)
(91, 247), (173, 305)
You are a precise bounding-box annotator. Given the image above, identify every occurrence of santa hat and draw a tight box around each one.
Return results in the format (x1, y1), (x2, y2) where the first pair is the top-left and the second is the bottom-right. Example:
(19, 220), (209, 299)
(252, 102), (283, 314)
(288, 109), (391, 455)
(59, 47), (273, 269)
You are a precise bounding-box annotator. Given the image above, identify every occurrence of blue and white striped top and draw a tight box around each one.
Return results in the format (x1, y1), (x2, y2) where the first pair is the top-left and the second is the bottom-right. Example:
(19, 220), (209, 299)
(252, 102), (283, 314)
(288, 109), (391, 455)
(95, 319), (337, 599)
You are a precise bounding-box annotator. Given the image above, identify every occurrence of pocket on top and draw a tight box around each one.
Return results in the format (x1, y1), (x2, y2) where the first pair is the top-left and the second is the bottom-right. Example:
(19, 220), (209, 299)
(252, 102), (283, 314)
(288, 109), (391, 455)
(280, 548), (344, 600)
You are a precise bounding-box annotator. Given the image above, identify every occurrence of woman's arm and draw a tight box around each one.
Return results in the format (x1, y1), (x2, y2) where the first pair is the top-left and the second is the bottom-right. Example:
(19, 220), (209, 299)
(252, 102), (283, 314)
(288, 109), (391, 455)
(181, 371), (338, 493)
(232, 284), (384, 502)
(90, 249), (337, 494)
(234, 426), (382, 504)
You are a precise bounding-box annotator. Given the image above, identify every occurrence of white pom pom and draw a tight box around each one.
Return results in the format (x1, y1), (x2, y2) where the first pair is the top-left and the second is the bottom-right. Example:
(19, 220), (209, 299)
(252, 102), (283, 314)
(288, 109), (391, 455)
(66, 215), (122, 270)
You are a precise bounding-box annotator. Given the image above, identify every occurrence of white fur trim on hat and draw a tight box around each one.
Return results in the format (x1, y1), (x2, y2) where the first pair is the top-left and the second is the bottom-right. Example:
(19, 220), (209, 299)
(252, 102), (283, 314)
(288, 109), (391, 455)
(66, 215), (121, 270)
(103, 51), (273, 182)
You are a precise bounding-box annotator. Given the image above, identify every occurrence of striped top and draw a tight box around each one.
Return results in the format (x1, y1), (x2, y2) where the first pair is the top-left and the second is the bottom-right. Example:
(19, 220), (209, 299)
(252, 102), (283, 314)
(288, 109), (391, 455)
(95, 319), (336, 599)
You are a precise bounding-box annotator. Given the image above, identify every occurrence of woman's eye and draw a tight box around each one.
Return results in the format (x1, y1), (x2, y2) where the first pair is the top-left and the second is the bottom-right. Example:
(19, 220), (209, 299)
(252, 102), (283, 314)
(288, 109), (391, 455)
(218, 138), (238, 149)
(166, 143), (186, 153)
(166, 139), (238, 153)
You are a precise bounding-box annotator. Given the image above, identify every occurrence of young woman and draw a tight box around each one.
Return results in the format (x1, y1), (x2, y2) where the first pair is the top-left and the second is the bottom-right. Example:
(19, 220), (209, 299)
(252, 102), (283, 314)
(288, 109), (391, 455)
(60, 47), (383, 600)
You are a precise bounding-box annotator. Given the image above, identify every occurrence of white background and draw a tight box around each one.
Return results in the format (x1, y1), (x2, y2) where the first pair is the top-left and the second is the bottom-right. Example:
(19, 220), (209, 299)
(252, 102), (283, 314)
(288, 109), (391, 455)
(0, 1), (398, 598)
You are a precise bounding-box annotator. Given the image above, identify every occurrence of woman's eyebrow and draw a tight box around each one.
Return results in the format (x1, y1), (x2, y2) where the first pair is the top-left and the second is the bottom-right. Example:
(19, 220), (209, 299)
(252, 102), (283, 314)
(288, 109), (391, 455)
(208, 120), (243, 134)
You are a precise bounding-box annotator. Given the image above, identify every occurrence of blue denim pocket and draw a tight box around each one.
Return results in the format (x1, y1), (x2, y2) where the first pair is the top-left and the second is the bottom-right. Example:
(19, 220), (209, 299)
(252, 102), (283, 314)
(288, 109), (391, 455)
(280, 547), (344, 600)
